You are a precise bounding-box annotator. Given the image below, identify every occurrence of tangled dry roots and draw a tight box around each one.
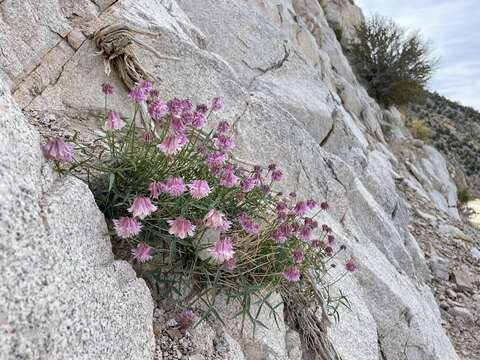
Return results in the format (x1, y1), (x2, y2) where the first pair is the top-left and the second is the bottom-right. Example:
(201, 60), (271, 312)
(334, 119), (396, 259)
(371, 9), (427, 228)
(94, 24), (180, 130)
(283, 293), (342, 360)
(94, 23), (180, 90)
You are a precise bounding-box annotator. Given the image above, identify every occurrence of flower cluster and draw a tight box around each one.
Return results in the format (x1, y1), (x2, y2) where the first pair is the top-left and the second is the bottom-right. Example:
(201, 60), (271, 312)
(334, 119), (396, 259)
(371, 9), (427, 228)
(44, 81), (356, 327)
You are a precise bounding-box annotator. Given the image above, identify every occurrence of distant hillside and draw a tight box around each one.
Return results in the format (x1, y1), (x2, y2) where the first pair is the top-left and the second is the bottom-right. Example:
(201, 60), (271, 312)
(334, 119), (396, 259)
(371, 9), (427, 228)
(406, 92), (480, 197)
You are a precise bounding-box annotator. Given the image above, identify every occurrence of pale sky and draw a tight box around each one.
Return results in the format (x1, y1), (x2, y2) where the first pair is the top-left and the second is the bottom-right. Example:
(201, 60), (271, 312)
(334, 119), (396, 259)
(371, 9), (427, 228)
(355, 0), (480, 110)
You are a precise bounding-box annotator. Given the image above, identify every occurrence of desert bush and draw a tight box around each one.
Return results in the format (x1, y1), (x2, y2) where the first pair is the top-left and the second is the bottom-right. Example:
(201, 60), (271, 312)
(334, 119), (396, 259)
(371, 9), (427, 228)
(351, 15), (436, 106)
(406, 118), (432, 141)
(458, 187), (472, 205)
(42, 81), (354, 329)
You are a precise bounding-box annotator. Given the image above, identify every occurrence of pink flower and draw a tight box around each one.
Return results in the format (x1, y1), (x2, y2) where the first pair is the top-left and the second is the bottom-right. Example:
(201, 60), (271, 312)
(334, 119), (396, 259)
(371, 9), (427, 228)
(240, 177), (256, 193)
(210, 165), (222, 177)
(189, 180), (211, 199)
(238, 213), (260, 235)
(158, 134), (188, 155)
(214, 135), (235, 151)
(320, 202), (329, 210)
(307, 199), (317, 210)
(271, 169), (283, 182)
(181, 111), (194, 125)
(180, 99), (193, 112)
(292, 249), (305, 263)
(346, 260), (357, 273)
(223, 258), (237, 270)
(196, 104), (208, 113)
(206, 151), (227, 168)
(283, 266), (301, 282)
(311, 239), (322, 249)
(327, 234), (335, 245)
(252, 167), (264, 183)
(129, 86), (148, 103)
(290, 222), (300, 234)
(204, 209), (231, 231)
(272, 228), (287, 244)
(209, 237), (235, 263)
(131, 243), (153, 262)
(101, 83), (114, 95)
(148, 100), (168, 120)
(143, 131), (154, 143)
(298, 225), (312, 242)
(220, 169), (238, 188)
(113, 217), (142, 238)
(216, 121), (230, 133)
(272, 223), (294, 244)
(138, 80), (153, 96)
(168, 217), (196, 239)
(293, 201), (309, 216)
(171, 117), (186, 133)
(164, 177), (186, 197)
(128, 196), (157, 219)
(276, 202), (288, 218)
(279, 223), (294, 238)
(211, 97), (224, 110)
(177, 309), (196, 330)
(167, 98), (184, 114)
(304, 218), (318, 229)
(42, 138), (74, 163)
(104, 111), (125, 131)
(322, 224), (332, 233)
(192, 111), (206, 129)
(149, 181), (164, 199)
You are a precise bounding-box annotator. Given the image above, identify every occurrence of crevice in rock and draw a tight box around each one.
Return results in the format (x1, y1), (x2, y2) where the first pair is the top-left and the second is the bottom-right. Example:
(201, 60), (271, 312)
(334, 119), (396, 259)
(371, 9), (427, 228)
(242, 41), (290, 90)
(339, 207), (348, 225)
(391, 200), (399, 219)
(11, 39), (64, 92)
(102, 0), (120, 13)
(21, 37), (89, 110)
(231, 97), (251, 131)
(320, 108), (338, 147)
(277, 4), (284, 24)
(87, 0), (101, 12)
(377, 333), (388, 360)
(323, 158), (348, 193)
(46, 25), (67, 40)
(255, 41), (290, 74)
(301, 163), (313, 184)
(405, 163), (423, 186)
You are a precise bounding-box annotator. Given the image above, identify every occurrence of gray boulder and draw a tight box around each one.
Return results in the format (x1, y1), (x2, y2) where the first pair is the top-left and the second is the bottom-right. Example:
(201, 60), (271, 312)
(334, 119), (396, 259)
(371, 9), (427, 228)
(0, 82), (155, 359)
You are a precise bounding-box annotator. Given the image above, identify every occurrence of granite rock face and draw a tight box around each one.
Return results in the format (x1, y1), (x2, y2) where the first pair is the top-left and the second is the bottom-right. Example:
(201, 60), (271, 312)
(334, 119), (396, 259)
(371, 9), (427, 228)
(0, 0), (463, 359)
(0, 82), (155, 358)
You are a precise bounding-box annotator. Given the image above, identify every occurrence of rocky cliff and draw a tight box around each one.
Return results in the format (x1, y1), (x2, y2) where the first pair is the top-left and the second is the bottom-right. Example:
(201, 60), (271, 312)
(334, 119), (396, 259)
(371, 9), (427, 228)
(406, 92), (480, 198)
(0, 1), (476, 359)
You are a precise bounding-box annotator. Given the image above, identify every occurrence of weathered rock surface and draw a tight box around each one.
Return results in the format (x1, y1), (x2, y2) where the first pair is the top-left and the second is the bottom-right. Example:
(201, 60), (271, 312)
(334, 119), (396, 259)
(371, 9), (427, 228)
(399, 179), (480, 360)
(0, 82), (155, 358)
(0, 0), (468, 359)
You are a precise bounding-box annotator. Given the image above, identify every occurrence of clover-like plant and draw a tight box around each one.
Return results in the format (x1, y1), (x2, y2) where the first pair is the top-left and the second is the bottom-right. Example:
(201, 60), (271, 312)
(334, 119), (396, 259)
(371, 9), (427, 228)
(42, 81), (355, 330)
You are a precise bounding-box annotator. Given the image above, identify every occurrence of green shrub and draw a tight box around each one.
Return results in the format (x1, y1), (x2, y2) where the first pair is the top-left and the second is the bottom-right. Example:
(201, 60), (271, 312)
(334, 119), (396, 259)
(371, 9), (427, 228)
(406, 118), (432, 141)
(350, 15), (436, 106)
(458, 187), (472, 204)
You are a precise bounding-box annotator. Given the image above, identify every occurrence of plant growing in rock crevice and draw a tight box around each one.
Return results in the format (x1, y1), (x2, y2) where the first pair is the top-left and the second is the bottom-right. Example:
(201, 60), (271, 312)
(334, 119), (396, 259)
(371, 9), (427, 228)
(42, 81), (355, 330)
